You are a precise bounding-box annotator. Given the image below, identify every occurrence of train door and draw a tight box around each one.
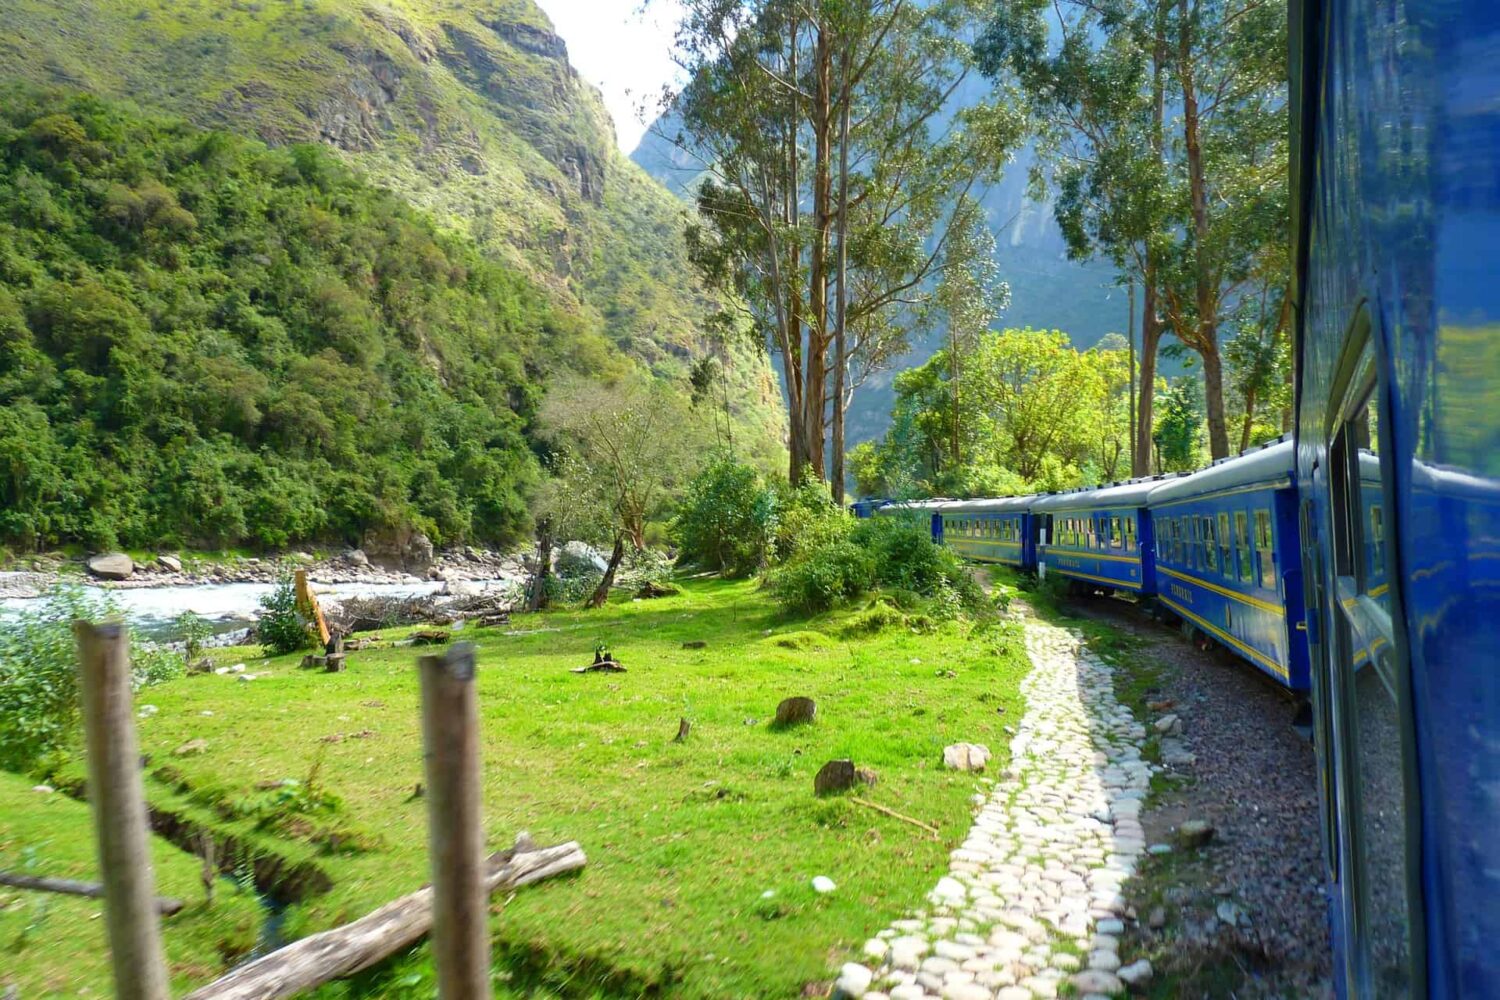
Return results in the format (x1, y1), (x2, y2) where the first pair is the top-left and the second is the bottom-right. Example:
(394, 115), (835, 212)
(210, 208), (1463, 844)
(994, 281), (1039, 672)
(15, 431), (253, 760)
(1323, 332), (1424, 997)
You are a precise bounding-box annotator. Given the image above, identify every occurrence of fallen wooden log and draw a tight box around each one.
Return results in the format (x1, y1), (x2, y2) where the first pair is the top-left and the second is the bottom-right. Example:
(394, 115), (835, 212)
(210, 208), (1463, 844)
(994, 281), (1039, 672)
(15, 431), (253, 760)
(570, 659), (625, 673)
(0, 871), (185, 916)
(184, 835), (584, 1000)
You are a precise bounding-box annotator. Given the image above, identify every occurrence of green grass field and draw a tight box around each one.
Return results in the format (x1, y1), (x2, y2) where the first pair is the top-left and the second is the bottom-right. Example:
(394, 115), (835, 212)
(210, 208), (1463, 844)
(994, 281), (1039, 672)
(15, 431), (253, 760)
(3, 577), (1029, 998)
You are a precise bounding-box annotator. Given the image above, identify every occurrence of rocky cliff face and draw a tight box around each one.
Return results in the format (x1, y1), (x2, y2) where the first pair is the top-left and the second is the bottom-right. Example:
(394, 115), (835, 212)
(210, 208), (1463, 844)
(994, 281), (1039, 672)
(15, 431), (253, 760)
(0, 0), (784, 454)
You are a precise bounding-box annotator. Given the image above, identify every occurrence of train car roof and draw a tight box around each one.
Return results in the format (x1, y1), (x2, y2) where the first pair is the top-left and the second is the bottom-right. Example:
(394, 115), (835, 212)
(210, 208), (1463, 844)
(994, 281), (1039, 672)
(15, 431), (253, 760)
(1030, 477), (1172, 512)
(874, 499), (950, 513)
(1147, 437), (1295, 507)
(936, 496), (1036, 513)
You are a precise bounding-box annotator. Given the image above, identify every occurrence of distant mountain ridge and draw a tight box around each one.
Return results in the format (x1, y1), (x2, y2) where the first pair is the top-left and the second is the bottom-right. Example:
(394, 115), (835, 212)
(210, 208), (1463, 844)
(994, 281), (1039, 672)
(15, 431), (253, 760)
(0, 0), (785, 456)
(632, 86), (1127, 446)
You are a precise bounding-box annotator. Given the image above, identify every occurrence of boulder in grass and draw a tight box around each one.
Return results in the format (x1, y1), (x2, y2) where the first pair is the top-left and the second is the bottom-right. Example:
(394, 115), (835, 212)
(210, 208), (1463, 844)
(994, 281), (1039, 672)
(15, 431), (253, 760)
(773, 696), (817, 728)
(157, 553), (183, 573)
(942, 742), (992, 772)
(86, 552), (134, 580)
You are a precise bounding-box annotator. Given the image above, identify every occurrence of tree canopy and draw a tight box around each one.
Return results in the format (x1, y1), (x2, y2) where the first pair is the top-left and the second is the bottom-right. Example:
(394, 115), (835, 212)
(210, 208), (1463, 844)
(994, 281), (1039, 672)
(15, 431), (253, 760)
(0, 89), (585, 551)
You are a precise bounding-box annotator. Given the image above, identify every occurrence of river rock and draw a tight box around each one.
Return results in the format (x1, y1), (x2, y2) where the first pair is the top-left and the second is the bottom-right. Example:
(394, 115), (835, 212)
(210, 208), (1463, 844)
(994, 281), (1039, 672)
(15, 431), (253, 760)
(942, 742), (991, 771)
(344, 548), (370, 568)
(555, 540), (608, 577)
(86, 552), (135, 580)
(156, 553), (183, 573)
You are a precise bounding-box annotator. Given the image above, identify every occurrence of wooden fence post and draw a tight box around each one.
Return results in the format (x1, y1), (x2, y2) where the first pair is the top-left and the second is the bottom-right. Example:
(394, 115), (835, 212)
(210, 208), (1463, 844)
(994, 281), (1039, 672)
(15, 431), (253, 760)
(73, 621), (170, 1000)
(417, 642), (490, 999)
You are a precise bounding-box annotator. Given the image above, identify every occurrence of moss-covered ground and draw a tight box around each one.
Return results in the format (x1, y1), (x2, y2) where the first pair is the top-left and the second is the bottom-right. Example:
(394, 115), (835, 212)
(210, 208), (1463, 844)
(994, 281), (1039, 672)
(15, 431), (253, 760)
(4, 577), (1028, 998)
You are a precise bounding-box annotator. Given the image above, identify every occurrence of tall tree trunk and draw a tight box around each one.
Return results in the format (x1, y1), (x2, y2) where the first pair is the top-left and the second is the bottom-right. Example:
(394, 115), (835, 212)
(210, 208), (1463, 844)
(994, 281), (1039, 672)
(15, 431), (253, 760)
(803, 26), (833, 482)
(830, 42), (852, 503)
(1133, 9), (1168, 479)
(786, 21), (805, 484)
(1240, 384), (1257, 452)
(1135, 274), (1162, 478)
(587, 537), (625, 609)
(1178, 0), (1228, 459)
(526, 518), (553, 612)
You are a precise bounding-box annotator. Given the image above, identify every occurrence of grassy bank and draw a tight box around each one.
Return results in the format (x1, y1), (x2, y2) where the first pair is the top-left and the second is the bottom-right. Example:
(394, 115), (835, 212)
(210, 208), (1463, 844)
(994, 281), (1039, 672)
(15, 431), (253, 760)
(0, 772), (263, 996)
(8, 577), (1028, 997)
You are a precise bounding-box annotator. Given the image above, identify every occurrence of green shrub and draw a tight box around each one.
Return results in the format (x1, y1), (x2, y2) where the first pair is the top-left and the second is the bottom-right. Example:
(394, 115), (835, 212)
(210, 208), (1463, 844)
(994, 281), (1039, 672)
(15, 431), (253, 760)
(671, 455), (776, 576)
(257, 576), (316, 656)
(853, 516), (985, 611)
(0, 586), (176, 772)
(771, 476), (851, 563)
(770, 540), (876, 614)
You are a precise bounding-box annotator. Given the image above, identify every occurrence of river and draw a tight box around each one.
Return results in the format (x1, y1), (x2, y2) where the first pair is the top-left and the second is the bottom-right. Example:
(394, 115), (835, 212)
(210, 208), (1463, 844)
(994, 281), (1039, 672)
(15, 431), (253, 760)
(0, 575), (520, 641)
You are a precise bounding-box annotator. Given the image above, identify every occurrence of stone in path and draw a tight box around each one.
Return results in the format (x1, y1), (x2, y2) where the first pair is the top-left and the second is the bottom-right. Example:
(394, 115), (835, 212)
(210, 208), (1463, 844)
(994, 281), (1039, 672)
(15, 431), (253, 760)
(838, 618), (1153, 998)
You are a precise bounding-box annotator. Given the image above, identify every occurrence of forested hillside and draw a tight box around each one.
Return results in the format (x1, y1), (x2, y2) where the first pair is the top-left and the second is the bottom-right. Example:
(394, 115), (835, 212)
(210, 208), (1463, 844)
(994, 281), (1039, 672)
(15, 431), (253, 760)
(0, 90), (562, 551)
(0, 0), (784, 458)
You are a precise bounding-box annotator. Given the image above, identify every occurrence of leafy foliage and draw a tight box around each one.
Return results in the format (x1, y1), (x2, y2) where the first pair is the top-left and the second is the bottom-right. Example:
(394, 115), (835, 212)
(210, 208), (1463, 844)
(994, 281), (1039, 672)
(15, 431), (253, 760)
(0, 89), (560, 551)
(861, 327), (1151, 496)
(0, 587), (179, 772)
(257, 576), (316, 657)
(671, 453), (778, 576)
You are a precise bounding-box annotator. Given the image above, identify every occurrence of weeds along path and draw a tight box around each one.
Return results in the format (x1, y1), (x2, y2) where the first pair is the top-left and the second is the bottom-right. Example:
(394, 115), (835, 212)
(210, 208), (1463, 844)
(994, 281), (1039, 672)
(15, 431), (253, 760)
(846, 613), (1152, 1000)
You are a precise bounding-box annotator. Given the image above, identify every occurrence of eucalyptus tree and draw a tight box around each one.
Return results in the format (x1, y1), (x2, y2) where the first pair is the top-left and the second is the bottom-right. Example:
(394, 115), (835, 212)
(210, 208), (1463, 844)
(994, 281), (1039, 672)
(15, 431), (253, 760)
(976, 0), (1173, 476)
(977, 0), (1287, 462)
(932, 199), (1008, 470)
(666, 0), (1022, 494)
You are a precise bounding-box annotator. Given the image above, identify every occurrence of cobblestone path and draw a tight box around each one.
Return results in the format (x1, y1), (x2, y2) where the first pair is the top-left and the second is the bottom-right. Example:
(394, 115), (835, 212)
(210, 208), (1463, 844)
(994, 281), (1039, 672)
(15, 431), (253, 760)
(839, 617), (1154, 999)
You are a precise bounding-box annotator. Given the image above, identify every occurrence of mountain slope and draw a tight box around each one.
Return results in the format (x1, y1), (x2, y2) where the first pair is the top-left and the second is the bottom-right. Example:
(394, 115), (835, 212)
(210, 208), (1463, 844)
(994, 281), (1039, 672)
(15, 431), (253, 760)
(0, 0), (784, 456)
(0, 89), (548, 551)
(633, 94), (1126, 447)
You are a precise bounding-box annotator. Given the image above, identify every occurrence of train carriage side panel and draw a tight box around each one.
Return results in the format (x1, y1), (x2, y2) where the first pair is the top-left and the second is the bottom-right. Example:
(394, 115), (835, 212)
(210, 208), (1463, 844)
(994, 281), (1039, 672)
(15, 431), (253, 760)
(1034, 480), (1162, 595)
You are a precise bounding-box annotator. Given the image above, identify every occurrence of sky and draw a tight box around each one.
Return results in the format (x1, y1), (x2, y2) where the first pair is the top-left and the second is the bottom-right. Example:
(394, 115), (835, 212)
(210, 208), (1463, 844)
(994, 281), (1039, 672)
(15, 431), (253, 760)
(533, 0), (686, 154)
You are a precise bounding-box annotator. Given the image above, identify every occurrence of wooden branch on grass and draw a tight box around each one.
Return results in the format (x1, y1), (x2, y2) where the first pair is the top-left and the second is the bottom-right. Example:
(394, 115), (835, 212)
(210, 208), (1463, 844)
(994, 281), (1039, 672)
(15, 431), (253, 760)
(849, 797), (940, 838)
(184, 835), (586, 1000)
(0, 871), (185, 915)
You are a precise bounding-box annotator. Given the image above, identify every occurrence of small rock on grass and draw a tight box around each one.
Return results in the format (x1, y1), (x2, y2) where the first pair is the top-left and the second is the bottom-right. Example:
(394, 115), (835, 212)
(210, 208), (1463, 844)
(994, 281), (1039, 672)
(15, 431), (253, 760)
(173, 738), (209, 757)
(942, 742), (991, 771)
(812, 875), (837, 893)
(1148, 906), (1167, 929)
(775, 696), (817, 727)
(815, 759), (858, 796)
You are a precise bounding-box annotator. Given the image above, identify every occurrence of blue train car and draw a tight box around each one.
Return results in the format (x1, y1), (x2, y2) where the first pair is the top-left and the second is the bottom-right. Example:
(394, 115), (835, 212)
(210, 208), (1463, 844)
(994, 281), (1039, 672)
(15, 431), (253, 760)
(1145, 439), (1310, 692)
(849, 498), (886, 519)
(935, 497), (1035, 570)
(1291, 0), (1500, 992)
(1033, 480), (1159, 594)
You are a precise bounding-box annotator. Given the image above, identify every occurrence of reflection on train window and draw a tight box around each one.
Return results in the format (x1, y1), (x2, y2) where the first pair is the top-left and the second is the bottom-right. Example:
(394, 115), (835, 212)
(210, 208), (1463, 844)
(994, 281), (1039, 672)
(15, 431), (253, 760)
(1333, 366), (1413, 995)
(1203, 516), (1218, 572)
(1255, 510), (1276, 590)
(1235, 511), (1253, 585)
(1217, 512), (1232, 578)
(1110, 517), (1122, 549)
(1125, 517), (1136, 552)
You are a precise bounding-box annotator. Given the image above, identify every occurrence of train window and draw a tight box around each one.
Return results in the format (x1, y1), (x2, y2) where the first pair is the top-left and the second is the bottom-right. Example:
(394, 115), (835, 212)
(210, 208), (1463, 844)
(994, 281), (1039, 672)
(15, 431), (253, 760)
(1255, 510), (1276, 590)
(1171, 518), (1183, 564)
(1203, 516), (1218, 572)
(1217, 512), (1232, 578)
(1191, 517), (1203, 570)
(1110, 517), (1122, 549)
(1124, 516), (1136, 552)
(1235, 511), (1253, 584)
(1329, 343), (1417, 995)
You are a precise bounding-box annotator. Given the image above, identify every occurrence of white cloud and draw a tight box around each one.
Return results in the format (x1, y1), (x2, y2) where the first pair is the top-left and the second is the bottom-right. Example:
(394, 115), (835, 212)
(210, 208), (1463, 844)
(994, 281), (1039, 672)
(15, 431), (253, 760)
(533, 0), (686, 153)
